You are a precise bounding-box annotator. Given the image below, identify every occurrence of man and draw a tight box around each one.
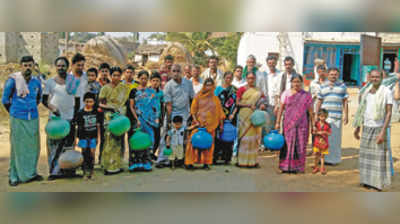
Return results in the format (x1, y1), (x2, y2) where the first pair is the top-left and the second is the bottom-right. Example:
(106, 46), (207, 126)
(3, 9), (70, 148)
(280, 56), (301, 96)
(2, 56), (44, 187)
(71, 53), (88, 110)
(183, 64), (192, 80)
(309, 65), (327, 115)
(316, 67), (349, 166)
(354, 69), (393, 191)
(201, 55), (223, 86)
(164, 54), (174, 74)
(98, 62), (111, 87)
(157, 64), (195, 167)
(264, 55), (282, 120)
(244, 55), (268, 99)
(122, 64), (139, 93)
(43, 56), (80, 180)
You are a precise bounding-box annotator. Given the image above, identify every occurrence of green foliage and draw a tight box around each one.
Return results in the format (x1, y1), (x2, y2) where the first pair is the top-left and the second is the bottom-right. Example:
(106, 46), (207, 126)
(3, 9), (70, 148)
(165, 32), (242, 69)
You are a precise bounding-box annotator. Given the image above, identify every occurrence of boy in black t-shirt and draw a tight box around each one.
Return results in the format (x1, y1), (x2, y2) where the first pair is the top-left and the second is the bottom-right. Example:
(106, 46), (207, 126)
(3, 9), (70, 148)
(75, 92), (102, 180)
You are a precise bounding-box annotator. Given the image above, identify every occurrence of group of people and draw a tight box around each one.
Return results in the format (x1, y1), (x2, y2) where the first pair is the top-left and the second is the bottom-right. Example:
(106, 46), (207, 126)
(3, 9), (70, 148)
(2, 52), (400, 191)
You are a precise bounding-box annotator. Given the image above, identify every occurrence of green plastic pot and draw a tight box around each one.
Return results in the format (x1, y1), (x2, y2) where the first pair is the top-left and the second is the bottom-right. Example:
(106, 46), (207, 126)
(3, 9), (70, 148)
(107, 112), (131, 136)
(163, 147), (172, 156)
(45, 116), (71, 140)
(129, 128), (152, 151)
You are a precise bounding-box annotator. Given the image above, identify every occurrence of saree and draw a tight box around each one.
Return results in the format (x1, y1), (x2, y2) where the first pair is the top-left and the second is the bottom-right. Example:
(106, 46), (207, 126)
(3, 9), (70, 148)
(279, 89), (312, 172)
(99, 83), (129, 172)
(237, 87), (262, 167)
(214, 85), (238, 163)
(185, 85), (225, 165)
(9, 117), (40, 183)
(130, 88), (160, 169)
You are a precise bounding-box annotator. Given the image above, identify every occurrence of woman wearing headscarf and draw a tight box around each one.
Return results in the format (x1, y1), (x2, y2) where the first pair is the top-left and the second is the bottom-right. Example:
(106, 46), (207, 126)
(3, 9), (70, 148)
(185, 78), (225, 170)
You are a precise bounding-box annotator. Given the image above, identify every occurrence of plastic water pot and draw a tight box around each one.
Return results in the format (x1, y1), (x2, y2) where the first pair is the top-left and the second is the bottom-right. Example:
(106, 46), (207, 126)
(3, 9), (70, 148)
(45, 116), (70, 140)
(263, 130), (285, 151)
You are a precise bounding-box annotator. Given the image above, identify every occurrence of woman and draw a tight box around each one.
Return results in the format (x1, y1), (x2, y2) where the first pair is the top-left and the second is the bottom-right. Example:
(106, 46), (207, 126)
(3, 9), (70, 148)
(128, 70), (160, 171)
(275, 75), (313, 173)
(236, 72), (267, 168)
(214, 71), (238, 164)
(232, 65), (246, 89)
(185, 78), (225, 170)
(98, 66), (129, 175)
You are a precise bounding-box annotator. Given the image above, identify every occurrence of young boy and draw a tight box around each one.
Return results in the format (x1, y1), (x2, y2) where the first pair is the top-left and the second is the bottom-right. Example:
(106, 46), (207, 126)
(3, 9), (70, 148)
(166, 115), (198, 169)
(150, 72), (164, 160)
(87, 67), (102, 96)
(312, 109), (332, 175)
(75, 92), (103, 180)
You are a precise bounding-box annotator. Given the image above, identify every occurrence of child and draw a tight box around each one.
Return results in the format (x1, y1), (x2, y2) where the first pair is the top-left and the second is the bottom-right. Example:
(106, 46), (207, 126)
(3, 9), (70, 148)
(87, 67), (102, 97)
(150, 72), (164, 160)
(312, 109), (332, 175)
(75, 92), (103, 180)
(166, 115), (198, 169)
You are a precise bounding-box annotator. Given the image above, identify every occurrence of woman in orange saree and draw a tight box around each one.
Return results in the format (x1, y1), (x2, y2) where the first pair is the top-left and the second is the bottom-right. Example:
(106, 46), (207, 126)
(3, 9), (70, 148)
(185, 78), (225, 170)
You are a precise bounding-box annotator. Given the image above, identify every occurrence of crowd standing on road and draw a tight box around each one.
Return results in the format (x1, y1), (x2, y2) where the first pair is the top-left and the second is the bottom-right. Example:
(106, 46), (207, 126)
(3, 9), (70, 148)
(2, 52), (400, 192)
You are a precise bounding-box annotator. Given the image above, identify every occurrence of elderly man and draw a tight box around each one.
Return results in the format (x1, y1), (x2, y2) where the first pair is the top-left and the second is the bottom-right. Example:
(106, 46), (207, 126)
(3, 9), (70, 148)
(201, 55), (223, 86)
(310, 65), (327, 115)
(316, 67), (349, 166)
(354, 69), (393, 191)
(156, 64), (195, 168)
(2, 56), (44, 187)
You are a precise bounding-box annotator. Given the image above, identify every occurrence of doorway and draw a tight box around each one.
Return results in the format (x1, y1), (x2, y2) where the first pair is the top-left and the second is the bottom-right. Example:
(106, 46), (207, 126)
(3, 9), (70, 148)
(383, 53), (397, 73)
(342, 54), (359, 86)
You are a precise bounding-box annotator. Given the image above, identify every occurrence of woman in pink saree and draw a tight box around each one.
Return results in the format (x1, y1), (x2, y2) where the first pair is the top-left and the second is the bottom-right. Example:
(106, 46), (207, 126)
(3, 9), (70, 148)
(275, 75), (313, 173)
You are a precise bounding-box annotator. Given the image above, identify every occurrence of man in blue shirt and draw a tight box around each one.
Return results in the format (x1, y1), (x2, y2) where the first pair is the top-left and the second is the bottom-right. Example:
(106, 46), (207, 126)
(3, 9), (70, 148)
(2, 56), (44, 187)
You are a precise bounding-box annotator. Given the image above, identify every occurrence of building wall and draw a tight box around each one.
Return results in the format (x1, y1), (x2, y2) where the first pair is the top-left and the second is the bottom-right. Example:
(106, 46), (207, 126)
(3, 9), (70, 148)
(0, 32), (58, 64)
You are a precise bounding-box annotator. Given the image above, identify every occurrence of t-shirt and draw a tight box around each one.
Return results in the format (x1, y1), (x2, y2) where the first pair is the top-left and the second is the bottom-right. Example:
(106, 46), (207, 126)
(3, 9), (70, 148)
(167, 126), (186, 146)
(75, 73), (88, 110)
(44, 78), (76, 120)
(318, 81), (349, 121)
(75, 108), (103, 139)
(363, 86), (394, 127)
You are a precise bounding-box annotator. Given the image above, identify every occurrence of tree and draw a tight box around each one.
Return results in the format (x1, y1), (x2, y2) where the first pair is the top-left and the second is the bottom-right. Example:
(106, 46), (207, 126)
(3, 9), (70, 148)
(165, 32), (243, 69)
(166, 32), (216, 66)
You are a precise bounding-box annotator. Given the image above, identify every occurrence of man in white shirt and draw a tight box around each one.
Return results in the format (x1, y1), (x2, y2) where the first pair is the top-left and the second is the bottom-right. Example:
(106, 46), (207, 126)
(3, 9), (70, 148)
(354, 69), (393, 191)
(264, 55), (282, 115)
(201, 55), (223, 86)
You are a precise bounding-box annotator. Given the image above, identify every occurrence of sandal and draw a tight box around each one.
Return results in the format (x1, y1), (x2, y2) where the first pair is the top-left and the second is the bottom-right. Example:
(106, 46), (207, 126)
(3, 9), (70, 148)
(312, 167), (320, 174)
(320, 168), (327, 175)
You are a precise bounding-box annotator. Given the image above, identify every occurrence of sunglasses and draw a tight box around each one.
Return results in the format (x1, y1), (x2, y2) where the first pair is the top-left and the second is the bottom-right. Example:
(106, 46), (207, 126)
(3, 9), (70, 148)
(172, 70), (180, 72)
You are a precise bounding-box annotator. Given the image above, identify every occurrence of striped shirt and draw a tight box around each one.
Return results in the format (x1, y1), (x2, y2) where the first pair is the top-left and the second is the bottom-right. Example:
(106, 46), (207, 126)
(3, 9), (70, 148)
(317, 81), (348, 120)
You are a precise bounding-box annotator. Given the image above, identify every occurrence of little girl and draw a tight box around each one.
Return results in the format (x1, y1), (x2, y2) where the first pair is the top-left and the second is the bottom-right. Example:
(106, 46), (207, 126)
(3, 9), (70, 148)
(312, 109), (332, 175)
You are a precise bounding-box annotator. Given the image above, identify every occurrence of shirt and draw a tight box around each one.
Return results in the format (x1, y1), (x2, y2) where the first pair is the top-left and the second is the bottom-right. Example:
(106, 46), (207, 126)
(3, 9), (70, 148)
(232, 77), (247, 89)
(201, 68), (223, 86)
(74, 72), (88, 110)
(265, 68), (282, 106)
(75, 108), (103, 139)
(167, 126), (186, 146)
(363, 86), (393, 127)
(318, 81), (349, 120)
(191, 77), (203, 95)
(2, 77), (42, 120)
(44, 78), (77, 120)
(309, 79), (326, 113)
(164, 78), (195, 115)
